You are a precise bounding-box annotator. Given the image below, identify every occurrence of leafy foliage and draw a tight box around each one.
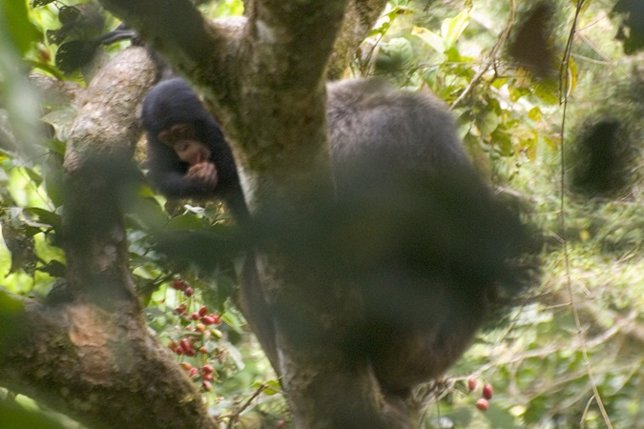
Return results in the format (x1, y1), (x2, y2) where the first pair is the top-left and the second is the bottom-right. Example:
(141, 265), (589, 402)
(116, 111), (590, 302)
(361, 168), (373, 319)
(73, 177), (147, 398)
(612, 0), (644, 54)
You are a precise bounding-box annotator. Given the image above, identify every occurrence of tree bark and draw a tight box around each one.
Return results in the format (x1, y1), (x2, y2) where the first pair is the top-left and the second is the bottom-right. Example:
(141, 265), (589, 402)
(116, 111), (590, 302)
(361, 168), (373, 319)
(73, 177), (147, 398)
(0, 47), (216, 428)
(329, 0), (389, 79)
(92, 1), (408, 427)
(0, 292), (215, 429)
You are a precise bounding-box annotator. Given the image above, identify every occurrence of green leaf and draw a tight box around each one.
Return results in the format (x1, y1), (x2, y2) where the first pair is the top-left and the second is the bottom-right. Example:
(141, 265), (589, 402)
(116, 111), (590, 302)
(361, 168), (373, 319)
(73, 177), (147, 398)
(528, 107), (543, 121)
(533, 80), (559, 105)
(478, 110), (499, 137)
(221, 311), (243, 334)
(0, 289), (24, 314)
(259, 379), (282, 395)
(0, 0), (39, 54)
(23, 166), (43, 185)
(37, 259), (66, 277)
(22, 207), (62, 230)
(167, 214), (208, 230)
(375, 37), (414, 72)
(412, 26), (444, 53)
(484, 403), (522, 428)
(0, 398), (67, 429)
(441, 9), (470, 49)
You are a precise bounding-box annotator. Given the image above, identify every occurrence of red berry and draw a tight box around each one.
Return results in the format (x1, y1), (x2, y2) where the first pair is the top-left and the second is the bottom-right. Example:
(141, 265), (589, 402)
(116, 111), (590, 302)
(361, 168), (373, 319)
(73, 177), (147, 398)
(198, 306), (208, 316)
(179, 338), (193, 354)
(184, 286), (194, 297)
(199, 346), (208, 355)
(190, 312), (200, 321)
(188, 367), (199, 378)
(202, 380), (212, 391)
(174, 304), (187, 315)
(171, 279), (187, 291)
(482, 383), (493, 400)
(475, 398), (489, 411)
(467, 376), (477, 392)
(203, 372), (214, 381)
(202, 364), (213, 374)
(195, 323), (206, 332)
(201, 315), (217, 325)
(180, 362), (193, 371)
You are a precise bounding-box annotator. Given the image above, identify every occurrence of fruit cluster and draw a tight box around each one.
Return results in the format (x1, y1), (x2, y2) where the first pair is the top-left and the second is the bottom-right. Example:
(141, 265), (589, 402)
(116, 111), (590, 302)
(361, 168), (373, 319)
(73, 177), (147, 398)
(179, 361), (216, 392)
(467, 376), (494, 411)
(166, 278), (226, 392)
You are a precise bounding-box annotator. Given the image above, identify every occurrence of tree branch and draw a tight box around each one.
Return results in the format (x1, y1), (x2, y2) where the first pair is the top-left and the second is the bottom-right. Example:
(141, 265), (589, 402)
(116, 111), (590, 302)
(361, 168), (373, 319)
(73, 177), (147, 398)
(62, 47), (156, 303)
(0, 46), (218, 429)
(92, 0), (217, 76)
(94, 0), (244, 116)
(328, 0), (389, 79)
(0, 290), (215, 429)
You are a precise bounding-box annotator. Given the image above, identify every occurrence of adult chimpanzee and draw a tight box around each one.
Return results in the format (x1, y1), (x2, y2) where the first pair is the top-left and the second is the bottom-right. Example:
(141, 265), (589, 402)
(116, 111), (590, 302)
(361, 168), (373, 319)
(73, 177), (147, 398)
(141, 77), (535, 394)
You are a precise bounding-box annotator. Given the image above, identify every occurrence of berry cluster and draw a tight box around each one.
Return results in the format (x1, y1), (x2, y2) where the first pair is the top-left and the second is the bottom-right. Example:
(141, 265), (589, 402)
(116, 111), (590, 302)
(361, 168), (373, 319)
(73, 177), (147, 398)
(173, 303), (222, 330)
(171, 278), (194, 297)
(167, 278), (225, 391)
(179, 361), (216, 392)
(466, 376), (494, 411)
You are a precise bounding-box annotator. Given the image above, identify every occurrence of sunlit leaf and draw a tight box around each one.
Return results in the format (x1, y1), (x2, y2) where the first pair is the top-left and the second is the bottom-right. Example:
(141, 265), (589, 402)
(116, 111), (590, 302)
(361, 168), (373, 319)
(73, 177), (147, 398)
(441, 9), (470, 49)
(412, 25), (444, 53)
(533, 80), (559, 105)
(528, 107), (542, 122)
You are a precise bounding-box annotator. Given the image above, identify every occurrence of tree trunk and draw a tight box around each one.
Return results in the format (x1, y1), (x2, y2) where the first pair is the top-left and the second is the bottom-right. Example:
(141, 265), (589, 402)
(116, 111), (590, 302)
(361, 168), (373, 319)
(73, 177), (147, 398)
(0, 47), (217, 429)
(92, 1), (411, 427)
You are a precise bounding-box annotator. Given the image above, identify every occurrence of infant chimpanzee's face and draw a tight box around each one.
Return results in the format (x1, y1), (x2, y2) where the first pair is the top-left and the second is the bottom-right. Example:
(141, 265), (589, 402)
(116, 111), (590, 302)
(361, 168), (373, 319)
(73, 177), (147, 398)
(172, 139), (211, 165)
(157, 123), (212, 165)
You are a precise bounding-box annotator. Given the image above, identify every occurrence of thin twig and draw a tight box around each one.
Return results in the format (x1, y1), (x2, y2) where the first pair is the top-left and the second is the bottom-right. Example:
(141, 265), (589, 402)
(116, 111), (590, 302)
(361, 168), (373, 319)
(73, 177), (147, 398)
(449, 0), (516, 110)
(225, 383), (268, 429)
(558, 1), (614, 428)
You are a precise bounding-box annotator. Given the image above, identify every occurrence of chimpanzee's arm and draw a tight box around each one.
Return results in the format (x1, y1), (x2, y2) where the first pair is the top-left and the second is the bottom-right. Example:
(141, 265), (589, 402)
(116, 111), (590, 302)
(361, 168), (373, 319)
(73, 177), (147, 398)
(146, 141), (214, 199)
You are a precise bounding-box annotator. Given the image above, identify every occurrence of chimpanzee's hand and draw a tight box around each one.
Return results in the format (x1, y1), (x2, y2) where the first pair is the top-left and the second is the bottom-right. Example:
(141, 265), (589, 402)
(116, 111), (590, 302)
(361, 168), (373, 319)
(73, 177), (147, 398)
(186, 162), (218, 190)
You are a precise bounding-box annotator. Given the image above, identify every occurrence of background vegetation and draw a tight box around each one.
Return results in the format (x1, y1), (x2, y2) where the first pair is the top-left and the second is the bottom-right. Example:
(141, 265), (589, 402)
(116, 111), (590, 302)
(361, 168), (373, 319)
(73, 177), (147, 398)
(0, 0), (641, 427)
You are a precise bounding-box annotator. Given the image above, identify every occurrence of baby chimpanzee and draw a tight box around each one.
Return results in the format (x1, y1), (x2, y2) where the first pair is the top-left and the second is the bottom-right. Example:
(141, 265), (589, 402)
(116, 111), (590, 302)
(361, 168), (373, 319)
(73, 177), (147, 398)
(141, 78), (246, 218)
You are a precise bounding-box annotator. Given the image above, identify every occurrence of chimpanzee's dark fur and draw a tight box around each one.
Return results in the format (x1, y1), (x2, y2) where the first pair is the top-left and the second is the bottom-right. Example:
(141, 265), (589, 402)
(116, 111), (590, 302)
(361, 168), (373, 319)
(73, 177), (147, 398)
(142, 77), (536, 394)
(141, 78), (247, 218)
